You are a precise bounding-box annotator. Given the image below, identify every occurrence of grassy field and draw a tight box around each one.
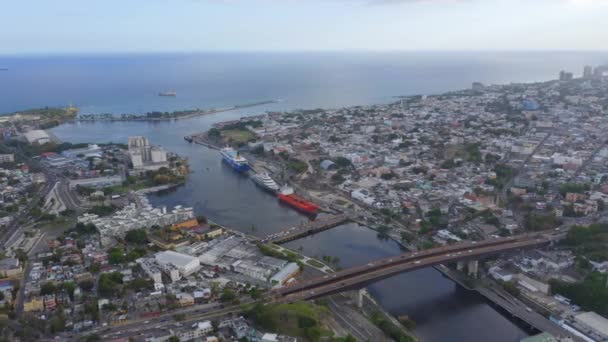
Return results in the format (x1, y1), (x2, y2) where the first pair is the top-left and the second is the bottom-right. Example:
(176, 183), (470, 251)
(247, 301), (332, 341)
(221, 129), (256, 145)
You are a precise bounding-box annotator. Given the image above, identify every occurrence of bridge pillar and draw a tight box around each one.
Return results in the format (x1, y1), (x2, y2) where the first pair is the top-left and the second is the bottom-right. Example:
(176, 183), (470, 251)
(468, 260), (479, 278)
(356, 289), (364, 308)
(457, 261), (465, 271)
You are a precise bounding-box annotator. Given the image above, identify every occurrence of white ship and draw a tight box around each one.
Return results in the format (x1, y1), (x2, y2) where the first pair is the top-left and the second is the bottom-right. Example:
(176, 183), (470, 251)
(251, 172), (280, 193)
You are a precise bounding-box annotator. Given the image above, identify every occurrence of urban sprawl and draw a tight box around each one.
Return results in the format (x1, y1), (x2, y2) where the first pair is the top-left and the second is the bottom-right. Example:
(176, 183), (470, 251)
(0, 65), (607, 342)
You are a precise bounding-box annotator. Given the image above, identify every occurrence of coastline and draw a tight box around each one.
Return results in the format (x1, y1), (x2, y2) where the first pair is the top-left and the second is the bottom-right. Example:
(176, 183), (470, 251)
(74, 100), (278, 123)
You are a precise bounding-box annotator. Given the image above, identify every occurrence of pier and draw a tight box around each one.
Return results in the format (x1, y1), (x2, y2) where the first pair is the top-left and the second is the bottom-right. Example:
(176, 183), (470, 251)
(184, 133), (221, 150)
(262, 214), (351, 244)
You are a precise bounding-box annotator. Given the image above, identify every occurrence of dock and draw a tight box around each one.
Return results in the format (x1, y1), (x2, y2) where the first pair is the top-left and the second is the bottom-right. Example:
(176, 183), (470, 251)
(262, 214), (351, 244)
(184, 133), (221, 150)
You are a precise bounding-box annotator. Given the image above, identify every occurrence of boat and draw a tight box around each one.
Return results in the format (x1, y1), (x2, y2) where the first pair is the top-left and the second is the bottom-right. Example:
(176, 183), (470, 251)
(251, 173), (280, 193)
(278, 191), (320, 215)
(220, 147), (250, 172)
(158, 91), (176, 97)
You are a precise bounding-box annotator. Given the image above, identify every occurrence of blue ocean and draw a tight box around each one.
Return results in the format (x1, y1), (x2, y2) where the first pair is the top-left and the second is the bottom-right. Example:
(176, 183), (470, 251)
(1, 51), (607, 115)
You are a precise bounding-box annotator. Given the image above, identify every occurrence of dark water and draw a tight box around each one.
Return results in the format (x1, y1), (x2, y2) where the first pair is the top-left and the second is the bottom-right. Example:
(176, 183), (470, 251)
(29, 51), (608, 341)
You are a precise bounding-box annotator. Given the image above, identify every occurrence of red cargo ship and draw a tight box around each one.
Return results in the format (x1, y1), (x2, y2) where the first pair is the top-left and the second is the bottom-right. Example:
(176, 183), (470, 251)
(278, 193), (320, 215)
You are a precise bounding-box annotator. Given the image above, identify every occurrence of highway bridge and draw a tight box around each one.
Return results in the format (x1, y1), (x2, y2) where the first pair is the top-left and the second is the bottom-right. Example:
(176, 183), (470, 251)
(272, 232), (560, 303)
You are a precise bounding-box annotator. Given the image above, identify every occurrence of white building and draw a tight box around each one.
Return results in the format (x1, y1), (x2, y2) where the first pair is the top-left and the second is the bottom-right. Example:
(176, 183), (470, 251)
(573, 311), (608, 341)
(437, 229), (462, 242)
(489, 266), (513, 282)
(551, 153), (583, 167)
(68, 175), (124, 190)
(24, 130), (51, 145)
(78, 202), (194, 246)
(155, 251), (201, 277)
(177, 321), (213, 342)
(0, 154), (15, 163)
(232, 260), (271, 281)
(61, 144), (103, 158)
(137, 258), (164, 290)
(351, 188), (375, 205)
(269, 262), (300, 286)
(128, 136), (169, 173)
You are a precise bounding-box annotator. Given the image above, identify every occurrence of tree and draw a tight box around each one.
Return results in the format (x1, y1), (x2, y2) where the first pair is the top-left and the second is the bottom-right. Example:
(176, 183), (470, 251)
(129, 278), (153, 291)
(62, 281), (76, 301)
(49, 314), (66, 333)
(14, 249), (28, 263)
(500, 281), (520, 297)
(124, 229), (147, 244)
(108, 247), (126, 264)
(208, 128), (221, 139)
(40, 282), (57, 296)
(220, 288), (237, 302)
(331, 173), (345, 184)
(79, 279), (95, 292)
(334, 157), (352, 168)
(98, 272), (123, 297)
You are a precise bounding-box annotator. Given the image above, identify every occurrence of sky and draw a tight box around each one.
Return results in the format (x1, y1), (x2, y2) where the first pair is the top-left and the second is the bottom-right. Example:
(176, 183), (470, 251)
(1, 0), (607, 54)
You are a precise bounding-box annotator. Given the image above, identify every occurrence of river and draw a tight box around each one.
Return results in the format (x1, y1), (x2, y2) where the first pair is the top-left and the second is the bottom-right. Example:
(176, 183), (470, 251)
(52, 115), (530, 341)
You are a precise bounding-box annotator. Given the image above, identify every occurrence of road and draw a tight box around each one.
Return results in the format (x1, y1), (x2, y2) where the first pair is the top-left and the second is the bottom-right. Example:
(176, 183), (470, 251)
(274, 233), (558, 303)
(478, 285), (583, 341)
(0, 168), (56, 248)
(87, 302), (247, 341)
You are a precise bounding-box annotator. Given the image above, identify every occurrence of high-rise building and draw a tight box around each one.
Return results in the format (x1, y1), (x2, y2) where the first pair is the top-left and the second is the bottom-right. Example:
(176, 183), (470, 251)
(583, 65), (593, 79)
(472, 82), (485, 91)
(559, 70), (573, 81)
(128, 136), (168, 173)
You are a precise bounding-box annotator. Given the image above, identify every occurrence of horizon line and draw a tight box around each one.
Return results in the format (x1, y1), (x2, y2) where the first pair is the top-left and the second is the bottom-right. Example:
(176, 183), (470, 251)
(2, 48), (608, 58)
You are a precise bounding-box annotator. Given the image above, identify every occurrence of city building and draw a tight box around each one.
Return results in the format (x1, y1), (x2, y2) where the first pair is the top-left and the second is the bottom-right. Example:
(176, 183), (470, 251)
(68, 175), (124, 190)
(0, 258), (22, 277)
(572, 311), (608, 341)
(269, 262), (300, 286)
(24, 130), (51, 144)
(0, 154), (14, 163)
(78, 200), (194, 246)
(583, 65), (593, 79)
(177, 321), (213, 341)
(155, 251), (201, 277)
(61, 144), (103, 159)
(128, 136), (169, 173)
(559, 70), (574, 81)
(23, 297), (44, 312)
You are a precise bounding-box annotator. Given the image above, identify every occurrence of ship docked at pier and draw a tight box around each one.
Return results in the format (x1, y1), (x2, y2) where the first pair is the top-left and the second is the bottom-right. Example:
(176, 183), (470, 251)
(251, 173), (280, 193)
(277, 187), (320, 215)
(220, 147), (250, 172)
